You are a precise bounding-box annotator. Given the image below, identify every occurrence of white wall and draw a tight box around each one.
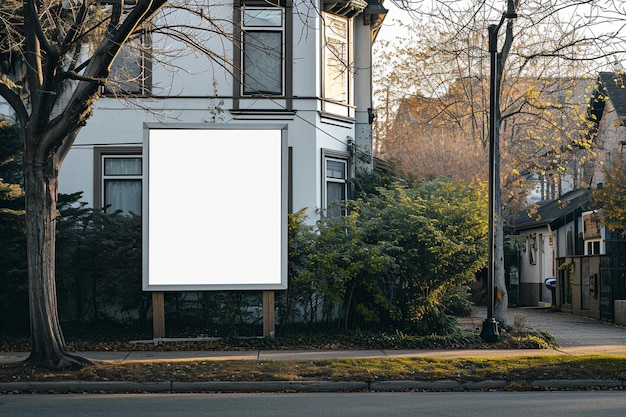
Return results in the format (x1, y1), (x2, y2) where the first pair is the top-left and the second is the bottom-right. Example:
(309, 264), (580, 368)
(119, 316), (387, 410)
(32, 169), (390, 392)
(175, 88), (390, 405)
(518, 226), (556, 305)
(58, 1), (379, 227)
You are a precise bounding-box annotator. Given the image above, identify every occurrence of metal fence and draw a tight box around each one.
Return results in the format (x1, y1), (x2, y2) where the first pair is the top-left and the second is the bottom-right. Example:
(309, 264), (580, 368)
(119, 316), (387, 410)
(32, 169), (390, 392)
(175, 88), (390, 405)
(600, 232), (626, 322)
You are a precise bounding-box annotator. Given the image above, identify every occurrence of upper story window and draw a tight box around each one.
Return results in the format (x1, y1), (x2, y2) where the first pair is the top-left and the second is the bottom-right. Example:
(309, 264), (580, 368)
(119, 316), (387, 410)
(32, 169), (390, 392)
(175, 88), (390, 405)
(241, 6), (285, 95)
(322, 12), (353, 118)
(103, 32), (151, 96)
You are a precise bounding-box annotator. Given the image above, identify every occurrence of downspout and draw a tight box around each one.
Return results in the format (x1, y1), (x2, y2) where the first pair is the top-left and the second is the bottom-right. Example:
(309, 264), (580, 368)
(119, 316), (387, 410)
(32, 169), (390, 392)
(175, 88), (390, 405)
(363, 1), (388, 169)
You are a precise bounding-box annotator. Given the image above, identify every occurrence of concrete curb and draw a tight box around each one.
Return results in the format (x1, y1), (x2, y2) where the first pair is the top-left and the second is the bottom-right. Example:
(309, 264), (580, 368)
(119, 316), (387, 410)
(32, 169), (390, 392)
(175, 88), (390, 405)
(171, 381), (369, 393)
(370, 380), (509, 391)
(0, 381), (171, 394)
(1, 379), (623, 394)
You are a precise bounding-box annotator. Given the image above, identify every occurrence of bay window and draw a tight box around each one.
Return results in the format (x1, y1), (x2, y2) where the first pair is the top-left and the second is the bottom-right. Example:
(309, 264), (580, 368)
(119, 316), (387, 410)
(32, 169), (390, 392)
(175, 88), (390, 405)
(322, 12), (353, 118)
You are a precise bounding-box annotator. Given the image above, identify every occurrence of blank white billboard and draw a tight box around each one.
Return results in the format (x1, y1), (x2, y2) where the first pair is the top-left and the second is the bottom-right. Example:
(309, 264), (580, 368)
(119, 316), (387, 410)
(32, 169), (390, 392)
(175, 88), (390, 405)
(143, 124), (288, 291)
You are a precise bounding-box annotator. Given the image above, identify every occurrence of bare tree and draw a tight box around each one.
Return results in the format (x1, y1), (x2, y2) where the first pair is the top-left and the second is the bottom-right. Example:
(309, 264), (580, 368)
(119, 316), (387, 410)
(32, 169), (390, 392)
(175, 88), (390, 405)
(0, 0), (171, 370)
(0, 0), (240, 370)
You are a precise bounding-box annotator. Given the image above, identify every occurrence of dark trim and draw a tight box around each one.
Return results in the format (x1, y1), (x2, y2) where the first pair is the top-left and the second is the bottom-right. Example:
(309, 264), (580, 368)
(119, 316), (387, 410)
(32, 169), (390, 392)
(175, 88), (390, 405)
(93, 146), (142, 210)
(233, 3), (242, 110)
(319, 111), (356, 126)
(323, 0), (368, 17)
(101, 30), (152, 97)
(321, 148), (351, 217)
(285, 1), (293, 110)
(230, 109), (297, 117)
(233, 0), (293, 110)
(288, 146), (293, 214)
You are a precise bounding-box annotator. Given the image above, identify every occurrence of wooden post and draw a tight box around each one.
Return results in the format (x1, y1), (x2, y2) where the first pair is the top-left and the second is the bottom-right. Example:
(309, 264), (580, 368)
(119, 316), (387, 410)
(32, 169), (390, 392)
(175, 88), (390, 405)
(262, 291), (275, 338)
(152, 292), (165, 339)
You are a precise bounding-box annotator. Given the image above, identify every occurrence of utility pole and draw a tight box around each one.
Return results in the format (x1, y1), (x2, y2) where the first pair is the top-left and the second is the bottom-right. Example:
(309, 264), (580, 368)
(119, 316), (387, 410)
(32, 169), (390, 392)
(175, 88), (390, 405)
(481, 1), (517, 343)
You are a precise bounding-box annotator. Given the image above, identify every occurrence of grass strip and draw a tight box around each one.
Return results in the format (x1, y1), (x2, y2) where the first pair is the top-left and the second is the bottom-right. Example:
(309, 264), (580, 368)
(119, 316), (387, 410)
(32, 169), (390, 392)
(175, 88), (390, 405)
(2, 355), (625, 383)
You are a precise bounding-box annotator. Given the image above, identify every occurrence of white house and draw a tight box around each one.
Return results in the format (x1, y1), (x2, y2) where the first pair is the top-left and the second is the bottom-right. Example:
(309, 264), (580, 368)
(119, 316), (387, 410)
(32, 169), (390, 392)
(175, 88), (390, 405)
(511, 188), (593, 307)
(57, 0), (388, 222)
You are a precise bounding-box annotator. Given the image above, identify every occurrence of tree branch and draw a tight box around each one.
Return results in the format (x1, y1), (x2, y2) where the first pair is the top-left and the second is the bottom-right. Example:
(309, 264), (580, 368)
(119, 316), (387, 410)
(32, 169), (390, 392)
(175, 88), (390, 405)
(42, 0), (167, 159)
(25, 0), (55, 57)
(0, 77), (28, 127)
(61, 0), (91, 52)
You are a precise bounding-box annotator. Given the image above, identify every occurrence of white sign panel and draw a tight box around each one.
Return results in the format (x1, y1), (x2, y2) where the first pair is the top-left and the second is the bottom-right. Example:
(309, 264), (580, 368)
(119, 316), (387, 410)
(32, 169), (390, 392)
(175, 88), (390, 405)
(143, 125), (288, 291)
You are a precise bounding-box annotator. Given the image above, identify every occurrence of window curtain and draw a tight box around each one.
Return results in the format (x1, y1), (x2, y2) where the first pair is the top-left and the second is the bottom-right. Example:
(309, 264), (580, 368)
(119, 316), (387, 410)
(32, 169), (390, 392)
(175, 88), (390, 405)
(105, 180), (142, 215)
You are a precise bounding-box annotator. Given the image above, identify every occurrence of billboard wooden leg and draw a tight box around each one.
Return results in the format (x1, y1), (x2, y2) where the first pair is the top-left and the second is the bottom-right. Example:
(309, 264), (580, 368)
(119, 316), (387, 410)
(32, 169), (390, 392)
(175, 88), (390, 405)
(263, 291), (275, 338)
(152, 292), (165, 339)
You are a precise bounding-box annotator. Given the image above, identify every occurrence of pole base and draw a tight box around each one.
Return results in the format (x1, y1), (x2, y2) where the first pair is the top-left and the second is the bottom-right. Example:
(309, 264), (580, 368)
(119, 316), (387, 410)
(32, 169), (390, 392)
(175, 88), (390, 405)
(480, 318), (499, 343)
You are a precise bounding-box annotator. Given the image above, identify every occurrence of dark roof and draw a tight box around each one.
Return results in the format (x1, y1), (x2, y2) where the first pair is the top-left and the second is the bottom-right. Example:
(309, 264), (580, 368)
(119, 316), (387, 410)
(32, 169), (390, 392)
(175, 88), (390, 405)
(510, 188), (592, 232)
(598, 72), (626, 118)
(587, 72), (626, 130)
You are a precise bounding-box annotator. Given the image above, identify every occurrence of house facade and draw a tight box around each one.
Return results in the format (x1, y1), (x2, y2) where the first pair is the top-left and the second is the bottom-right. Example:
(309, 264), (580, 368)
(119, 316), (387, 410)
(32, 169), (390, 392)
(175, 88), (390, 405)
(56, 0), (388, 222)
(580, 71), (626, 322)
(511, 71), (626, 320)
(584, 72), (626, 189)
(511, 189), (594, 308)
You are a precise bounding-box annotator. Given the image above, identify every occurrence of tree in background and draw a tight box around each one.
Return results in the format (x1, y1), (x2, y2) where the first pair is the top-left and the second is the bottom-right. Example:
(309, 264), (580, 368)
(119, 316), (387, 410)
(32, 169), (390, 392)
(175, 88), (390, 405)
(349, 177), (488, 333)
(377, 0), (626, 324)
(0, 119), (27, 332)
(55, 195), (147, 325)
(592, 158), (626, 235)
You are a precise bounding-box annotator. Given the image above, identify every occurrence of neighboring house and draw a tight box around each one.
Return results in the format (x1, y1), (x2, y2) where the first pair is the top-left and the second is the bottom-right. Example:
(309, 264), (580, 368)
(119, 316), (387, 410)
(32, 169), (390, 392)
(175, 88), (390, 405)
(510, 71), (626, 320)
(577, 71), (626, 321)
(56, 0), (388, 222)
(583, 71), (626, 188)
(510, 188), (593, 309)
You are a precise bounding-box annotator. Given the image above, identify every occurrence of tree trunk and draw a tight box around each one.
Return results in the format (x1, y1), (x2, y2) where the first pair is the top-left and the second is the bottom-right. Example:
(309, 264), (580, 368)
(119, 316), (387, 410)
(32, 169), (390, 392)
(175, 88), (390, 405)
(23, 150), (92, 370)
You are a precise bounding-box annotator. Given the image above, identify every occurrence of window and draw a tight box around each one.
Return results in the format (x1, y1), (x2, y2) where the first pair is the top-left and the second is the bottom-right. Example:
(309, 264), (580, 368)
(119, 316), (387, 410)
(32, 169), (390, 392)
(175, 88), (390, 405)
(322, 12), (353, 117)
(585, 240), (602, 255)
(104, 32), (151, 95)
(95, 148), (142, 215)
(241, 6), (284, 95)
(528, 234), (537, 265)
(324, 156), (348, 217)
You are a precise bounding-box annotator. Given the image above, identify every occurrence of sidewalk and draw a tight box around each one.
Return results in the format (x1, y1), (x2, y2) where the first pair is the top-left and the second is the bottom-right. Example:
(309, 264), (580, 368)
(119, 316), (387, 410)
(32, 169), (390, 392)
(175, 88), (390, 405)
(2, 307), (626, 365)
(2, 307), (626, 393)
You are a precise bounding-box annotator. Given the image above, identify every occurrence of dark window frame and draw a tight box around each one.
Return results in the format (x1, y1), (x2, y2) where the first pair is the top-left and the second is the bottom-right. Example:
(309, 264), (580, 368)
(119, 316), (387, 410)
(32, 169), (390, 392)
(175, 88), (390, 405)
(94, 146), (143, 215)
(233, 0), (293, 110)
(321, 148), (350, 217)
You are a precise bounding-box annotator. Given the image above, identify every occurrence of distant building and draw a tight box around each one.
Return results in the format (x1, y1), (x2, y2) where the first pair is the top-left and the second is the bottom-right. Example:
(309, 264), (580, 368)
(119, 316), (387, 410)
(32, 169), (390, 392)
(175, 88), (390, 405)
(510, 71), (626, 319)
(510, 188), (593, 308)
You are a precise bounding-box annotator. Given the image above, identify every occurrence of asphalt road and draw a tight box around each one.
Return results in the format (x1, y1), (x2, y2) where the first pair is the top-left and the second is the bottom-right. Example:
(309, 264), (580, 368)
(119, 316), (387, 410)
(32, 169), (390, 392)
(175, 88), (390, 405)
(1, 391), (625, 417)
